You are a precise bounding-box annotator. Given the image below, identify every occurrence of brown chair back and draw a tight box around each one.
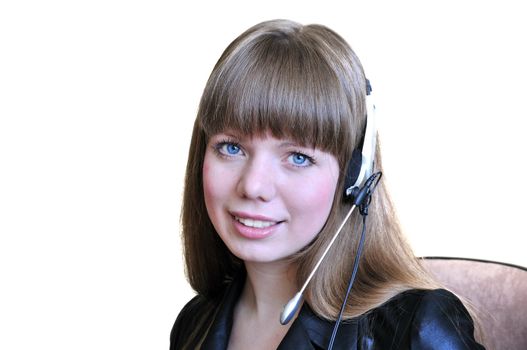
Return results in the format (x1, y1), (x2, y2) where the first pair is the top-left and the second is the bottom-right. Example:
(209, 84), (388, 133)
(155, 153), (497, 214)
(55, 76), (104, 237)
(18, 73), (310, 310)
(422, 257), (527, 350)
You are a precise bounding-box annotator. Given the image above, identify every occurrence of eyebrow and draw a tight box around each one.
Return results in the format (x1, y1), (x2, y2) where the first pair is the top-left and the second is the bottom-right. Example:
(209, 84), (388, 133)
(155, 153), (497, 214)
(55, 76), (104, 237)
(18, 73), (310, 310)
(210, 132), (239, 140)
(278, 141), (299, 148)
(214, 132), (316, 151)
(278, 141), (315, 151)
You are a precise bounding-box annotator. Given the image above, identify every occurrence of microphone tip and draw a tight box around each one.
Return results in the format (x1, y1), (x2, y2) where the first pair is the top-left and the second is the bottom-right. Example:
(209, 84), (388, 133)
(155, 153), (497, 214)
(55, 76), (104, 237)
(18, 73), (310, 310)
(279, 292), (303, 325)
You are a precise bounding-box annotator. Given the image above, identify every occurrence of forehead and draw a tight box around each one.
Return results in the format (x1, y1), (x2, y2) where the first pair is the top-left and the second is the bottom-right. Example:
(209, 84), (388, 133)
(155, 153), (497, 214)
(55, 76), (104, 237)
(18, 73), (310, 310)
(196, 31), (361, 163)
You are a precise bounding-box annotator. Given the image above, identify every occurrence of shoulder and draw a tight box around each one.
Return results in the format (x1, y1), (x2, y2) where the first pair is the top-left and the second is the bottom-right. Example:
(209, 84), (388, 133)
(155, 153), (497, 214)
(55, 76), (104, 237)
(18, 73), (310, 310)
(409, 288), (470, 323)
(409, 289), (484, 349)
(361, 289), (484, 349)
(170, 295), (217, 350)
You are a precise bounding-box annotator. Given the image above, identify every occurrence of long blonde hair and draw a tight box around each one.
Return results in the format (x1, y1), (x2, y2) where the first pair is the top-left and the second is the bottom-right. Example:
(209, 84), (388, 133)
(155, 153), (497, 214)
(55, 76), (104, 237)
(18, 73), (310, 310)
(181, 19), (437, 318)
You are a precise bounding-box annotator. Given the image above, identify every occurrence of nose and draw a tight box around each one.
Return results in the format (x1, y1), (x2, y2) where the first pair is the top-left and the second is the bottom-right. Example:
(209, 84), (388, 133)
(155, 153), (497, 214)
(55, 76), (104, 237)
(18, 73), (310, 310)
(236, 156), (277, 202)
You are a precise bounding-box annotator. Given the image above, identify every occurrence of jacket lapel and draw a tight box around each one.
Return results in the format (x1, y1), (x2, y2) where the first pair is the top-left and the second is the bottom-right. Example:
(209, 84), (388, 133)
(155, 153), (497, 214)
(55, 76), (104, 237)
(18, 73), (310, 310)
(278, 315), (316, 349)
(200, 273), (358, 349)
(201, 275), (244, 350)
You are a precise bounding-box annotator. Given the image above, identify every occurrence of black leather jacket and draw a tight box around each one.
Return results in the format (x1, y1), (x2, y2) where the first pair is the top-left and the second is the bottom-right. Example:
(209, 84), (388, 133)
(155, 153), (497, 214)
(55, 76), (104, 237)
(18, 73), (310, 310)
(170, 275), (485, 349)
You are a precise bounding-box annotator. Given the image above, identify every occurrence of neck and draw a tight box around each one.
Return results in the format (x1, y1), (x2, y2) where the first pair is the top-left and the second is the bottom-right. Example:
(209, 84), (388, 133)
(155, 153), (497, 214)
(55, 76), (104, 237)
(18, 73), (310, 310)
(239, 261), (299, 321)
(228, 261), (299, 349)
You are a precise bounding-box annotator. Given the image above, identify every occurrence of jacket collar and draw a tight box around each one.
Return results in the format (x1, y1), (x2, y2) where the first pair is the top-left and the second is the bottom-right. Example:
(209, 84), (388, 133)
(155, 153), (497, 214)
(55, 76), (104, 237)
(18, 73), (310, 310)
(201, 272), (358, 349)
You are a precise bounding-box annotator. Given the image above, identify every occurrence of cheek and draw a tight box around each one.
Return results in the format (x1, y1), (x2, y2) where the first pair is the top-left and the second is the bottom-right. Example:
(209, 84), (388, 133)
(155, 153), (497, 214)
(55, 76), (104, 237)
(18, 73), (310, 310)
(202, 160), (213, 200)
(291, 175), (339, 231)
(202, 156), (220, 208)
(310, 180), (337, 215)
(202, 154), (234, 211)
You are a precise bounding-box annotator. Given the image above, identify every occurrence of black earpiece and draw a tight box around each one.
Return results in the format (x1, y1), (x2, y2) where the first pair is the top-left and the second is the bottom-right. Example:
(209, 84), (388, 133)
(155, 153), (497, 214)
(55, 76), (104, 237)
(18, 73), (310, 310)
(344, 79), (376, 202)
(344, 149), (362, 199)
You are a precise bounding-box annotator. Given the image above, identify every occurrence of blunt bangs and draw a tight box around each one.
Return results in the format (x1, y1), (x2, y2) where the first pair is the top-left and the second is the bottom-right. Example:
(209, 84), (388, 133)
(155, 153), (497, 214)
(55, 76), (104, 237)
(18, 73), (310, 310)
(197, 28), (358, 160)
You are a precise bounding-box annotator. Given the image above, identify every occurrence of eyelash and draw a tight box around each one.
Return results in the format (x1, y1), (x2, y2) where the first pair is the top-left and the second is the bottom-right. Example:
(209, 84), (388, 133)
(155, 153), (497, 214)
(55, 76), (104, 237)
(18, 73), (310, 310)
(211, 139), (316, 167)
(213, 138), (243, 158)
(289, 150), (316, 167)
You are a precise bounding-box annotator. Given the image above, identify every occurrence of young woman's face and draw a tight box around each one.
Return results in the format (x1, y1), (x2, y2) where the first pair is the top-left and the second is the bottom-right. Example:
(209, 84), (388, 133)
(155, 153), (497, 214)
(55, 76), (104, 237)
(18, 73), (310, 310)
(203, 131), (340, 264)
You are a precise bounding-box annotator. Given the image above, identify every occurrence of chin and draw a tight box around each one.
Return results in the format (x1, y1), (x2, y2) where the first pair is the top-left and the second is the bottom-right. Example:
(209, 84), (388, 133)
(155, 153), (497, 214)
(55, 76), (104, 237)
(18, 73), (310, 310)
(231, 247), (297, 265)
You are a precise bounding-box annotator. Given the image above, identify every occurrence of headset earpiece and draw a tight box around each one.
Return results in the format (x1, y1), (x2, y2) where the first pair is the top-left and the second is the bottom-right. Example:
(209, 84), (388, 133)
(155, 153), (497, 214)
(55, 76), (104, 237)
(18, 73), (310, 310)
(344, 79), (377, 201)
(344, 149), (362, 199)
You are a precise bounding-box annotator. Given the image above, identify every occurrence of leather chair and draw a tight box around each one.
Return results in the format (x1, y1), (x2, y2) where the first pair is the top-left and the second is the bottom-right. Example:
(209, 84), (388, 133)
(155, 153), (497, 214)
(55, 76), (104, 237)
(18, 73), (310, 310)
(422, 257), (527, 350)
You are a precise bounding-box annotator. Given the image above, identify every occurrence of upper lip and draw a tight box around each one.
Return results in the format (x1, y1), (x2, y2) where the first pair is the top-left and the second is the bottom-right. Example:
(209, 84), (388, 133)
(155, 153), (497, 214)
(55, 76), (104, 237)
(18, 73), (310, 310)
(229, 211), (283, 223)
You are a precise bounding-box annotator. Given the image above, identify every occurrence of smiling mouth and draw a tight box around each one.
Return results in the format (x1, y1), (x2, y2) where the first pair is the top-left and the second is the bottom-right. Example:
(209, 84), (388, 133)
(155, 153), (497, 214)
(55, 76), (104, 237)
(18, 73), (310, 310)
(234, 216), (279, 228)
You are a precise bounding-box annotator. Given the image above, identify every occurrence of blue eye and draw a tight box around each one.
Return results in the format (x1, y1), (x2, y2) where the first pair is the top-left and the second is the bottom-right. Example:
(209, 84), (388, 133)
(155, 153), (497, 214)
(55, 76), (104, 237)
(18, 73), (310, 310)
(289, 153), (313, 167)
(215, 141), (242, 156)
(225, 143), (240, 155)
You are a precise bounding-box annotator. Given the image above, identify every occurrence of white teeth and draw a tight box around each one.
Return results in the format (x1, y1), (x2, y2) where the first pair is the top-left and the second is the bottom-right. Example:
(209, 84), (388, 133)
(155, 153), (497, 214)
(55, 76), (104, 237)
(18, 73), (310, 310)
(235, 216), (277, 228)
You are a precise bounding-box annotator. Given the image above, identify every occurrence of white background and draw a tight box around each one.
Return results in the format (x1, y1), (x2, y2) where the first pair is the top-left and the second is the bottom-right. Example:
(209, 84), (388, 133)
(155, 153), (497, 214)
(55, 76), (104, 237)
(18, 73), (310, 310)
(1, 0), (525, 349)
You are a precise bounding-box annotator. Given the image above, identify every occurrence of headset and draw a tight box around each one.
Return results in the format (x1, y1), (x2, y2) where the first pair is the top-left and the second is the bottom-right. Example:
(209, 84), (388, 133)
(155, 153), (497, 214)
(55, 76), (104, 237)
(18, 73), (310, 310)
(280, 79), (382, 347)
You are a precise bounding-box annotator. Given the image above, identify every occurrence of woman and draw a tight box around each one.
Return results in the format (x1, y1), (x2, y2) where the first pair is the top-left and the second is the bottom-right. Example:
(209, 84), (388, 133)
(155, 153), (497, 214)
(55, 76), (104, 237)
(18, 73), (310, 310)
(171, 19), (484, 349)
